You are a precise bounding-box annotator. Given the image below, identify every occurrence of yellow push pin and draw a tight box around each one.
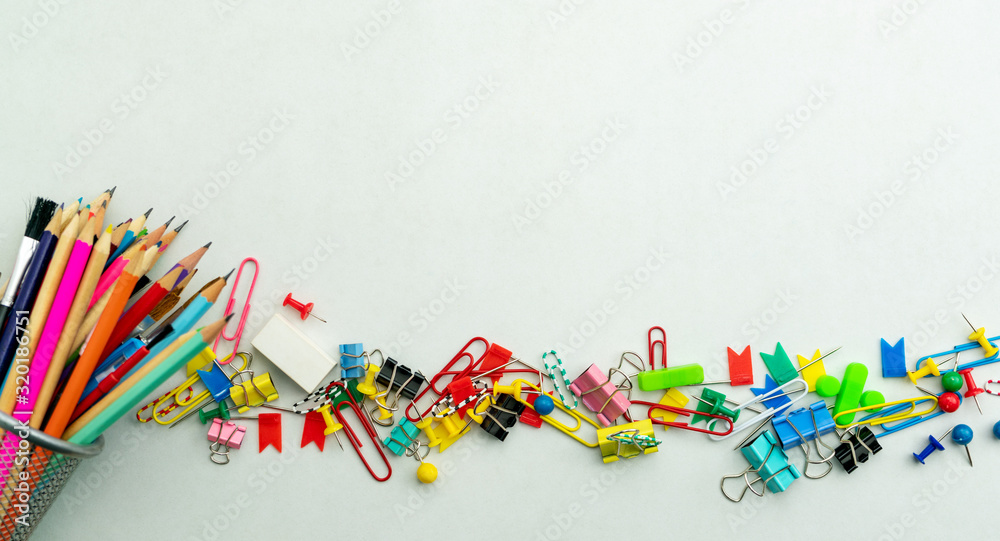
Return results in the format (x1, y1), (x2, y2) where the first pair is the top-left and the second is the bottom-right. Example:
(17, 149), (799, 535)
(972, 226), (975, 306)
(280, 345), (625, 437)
(356, 364), (379, 396)
(416, 462), (437, 484)
(907, 358), (941, 385)
(317, 404), (344, 450)
(375, 396), (394, 420)
(962, 313), (999, 358)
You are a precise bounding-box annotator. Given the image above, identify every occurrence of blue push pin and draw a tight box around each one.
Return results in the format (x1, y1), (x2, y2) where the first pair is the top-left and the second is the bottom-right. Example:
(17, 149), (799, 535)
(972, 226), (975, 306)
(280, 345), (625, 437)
(952, 424), (974, 467)
(533, 395), (555, 416)
(913, 433), (947, 464)
(993, 420), (1000, 440)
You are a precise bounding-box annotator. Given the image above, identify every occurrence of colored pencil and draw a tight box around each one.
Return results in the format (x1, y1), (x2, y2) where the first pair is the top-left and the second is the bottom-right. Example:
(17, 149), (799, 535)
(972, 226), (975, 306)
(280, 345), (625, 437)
(30, 226), (111, 429)
(65, 316), (229, 444)
(60, 198), (81, 229)
(44, 254), (141, 437)
(0, 215), (95, 476)
(98, 266), (182, 363)
(108, 208), (151, 263)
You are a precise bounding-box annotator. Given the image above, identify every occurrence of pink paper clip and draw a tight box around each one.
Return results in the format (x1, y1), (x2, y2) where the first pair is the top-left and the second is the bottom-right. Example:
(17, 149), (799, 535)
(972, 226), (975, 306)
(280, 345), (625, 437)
(213, 257), (258, 361)
(569, 364), (631, 427)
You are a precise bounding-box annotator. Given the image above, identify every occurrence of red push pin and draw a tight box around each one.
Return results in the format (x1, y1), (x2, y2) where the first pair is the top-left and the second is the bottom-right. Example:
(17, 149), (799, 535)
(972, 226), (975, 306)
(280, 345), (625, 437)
(283, 293), (327, 323)
(959, 368), (985, 415)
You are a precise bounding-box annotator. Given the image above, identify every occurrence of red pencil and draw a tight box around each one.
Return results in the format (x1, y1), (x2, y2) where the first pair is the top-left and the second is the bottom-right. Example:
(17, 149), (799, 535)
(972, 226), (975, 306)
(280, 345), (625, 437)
(97, 266), (183, 363)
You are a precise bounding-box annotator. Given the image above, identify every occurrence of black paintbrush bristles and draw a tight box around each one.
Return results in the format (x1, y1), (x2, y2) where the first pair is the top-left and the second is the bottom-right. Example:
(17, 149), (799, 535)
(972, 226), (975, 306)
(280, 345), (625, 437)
(25, 197), (57, 240)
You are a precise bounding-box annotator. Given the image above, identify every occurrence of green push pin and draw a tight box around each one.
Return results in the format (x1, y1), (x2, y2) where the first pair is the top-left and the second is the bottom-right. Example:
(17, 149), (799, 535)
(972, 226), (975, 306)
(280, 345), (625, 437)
(860, 390), (885, 412)
(942, 371), (963, 392)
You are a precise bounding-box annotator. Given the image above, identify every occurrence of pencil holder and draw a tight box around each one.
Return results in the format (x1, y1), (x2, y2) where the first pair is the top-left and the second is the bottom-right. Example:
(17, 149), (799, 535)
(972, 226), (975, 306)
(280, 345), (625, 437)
(0, 411), (104, 540)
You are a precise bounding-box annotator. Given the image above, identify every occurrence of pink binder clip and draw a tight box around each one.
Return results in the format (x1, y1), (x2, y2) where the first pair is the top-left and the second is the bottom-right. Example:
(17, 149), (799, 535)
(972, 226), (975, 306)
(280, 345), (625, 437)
(569, 364), (631, 427)
(208, 417), (247, 458)
(214, 257), (258, 361)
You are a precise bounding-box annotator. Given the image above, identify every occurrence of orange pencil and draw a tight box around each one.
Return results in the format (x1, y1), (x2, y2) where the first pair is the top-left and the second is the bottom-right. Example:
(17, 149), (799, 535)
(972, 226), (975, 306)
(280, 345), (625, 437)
(44, 252), (142, 437)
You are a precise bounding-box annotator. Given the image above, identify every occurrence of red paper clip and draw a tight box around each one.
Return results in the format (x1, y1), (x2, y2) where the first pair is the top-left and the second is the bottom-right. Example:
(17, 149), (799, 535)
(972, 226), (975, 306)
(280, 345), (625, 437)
(648, 326), (667, 370)
(630, 400), (733, 436)
(328, 382), (391, 482)
(406, 337), (491, 422)
(213, 257), (258, 360)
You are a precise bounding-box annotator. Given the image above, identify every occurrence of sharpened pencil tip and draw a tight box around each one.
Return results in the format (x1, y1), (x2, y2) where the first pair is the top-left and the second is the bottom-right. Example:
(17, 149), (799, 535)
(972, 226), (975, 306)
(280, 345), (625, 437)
(143, 208), (153, 219)
(164, 216), (175, 228)
(174, 219), (188, 232)
(203, 241), (212, 249)
(223, 268), (235, 281)
(109, 186), (117, 196)
(225, 313), (235, 322)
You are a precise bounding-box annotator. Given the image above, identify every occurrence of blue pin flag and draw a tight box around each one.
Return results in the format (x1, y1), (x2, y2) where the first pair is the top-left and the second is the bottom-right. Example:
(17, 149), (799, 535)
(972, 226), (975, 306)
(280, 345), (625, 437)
(881, 338), (906, 378)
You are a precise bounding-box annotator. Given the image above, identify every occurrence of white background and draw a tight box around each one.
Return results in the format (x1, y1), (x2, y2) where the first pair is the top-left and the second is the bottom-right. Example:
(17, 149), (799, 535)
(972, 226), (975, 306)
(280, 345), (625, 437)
(2, 1), (999, 540)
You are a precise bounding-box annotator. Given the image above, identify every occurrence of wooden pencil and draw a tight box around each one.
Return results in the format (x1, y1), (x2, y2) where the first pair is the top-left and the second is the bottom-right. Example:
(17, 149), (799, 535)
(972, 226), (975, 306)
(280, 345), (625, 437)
(44, 254), (142, 437)
(98, 266), (182, 363)
(65, 316), (229, 443)
(30, 226), (111, 429)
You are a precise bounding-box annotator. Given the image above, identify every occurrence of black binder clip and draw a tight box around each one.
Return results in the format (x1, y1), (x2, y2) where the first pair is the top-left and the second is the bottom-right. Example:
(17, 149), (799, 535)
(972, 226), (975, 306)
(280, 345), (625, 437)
(376, 357), (426, 400)
(476, 393), (526, 441)
(834, 426), (882, 473)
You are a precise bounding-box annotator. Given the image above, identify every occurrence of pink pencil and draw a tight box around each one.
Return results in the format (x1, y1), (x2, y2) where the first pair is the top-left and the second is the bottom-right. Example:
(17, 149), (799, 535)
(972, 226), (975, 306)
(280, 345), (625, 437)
(0, 225), (94, 476)
(88, 255), (126, 310)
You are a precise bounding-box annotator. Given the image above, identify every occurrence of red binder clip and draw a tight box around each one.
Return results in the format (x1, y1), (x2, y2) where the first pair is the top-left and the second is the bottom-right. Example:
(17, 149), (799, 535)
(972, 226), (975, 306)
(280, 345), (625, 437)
(327, 382), (392, 482)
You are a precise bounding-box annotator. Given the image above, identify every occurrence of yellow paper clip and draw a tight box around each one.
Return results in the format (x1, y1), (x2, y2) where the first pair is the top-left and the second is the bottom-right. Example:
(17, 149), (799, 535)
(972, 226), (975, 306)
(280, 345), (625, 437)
(230, 372), (279, 413)
(832, 395), (939, 429)
(147, 351), (250, 425)
(494, 379), (600, 448)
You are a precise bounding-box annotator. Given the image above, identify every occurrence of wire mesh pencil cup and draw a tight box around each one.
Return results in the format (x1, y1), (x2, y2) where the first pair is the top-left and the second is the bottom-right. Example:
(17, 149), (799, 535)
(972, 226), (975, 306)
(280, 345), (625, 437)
(0, 411), (103, 540)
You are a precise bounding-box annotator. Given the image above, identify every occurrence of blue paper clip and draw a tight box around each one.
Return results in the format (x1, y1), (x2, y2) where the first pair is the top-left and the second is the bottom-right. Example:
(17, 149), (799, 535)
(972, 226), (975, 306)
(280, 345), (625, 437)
(863, 392), (963, 437)
(916, 335), (1000, 374)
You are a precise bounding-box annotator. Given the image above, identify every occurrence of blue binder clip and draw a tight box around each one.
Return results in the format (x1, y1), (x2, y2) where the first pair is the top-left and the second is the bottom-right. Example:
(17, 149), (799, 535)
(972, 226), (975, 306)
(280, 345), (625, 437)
(383, 418), (421, 456)
(721, 430), (801, 502)
(772, 401), (835, 450)
(340, 343), (366, 379)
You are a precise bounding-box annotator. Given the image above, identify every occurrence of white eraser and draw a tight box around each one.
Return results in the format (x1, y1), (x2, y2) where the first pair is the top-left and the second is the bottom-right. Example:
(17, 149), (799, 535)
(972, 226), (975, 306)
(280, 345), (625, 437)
(251, 312), (337, 392)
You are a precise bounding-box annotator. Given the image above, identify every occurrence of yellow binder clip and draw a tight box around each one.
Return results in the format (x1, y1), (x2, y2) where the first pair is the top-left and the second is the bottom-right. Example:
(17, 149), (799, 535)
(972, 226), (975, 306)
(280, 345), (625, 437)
(230, 372), (279, 413)
(147, 351), (251, 425)
(596, 419), (658, 463)
(494, 379), (599, 448)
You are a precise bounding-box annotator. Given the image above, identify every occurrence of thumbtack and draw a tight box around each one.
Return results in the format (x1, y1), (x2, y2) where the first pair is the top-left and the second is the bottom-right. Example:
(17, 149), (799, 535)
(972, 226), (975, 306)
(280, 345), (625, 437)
(951, 424), (974, 467)
(959, 368), (985, 415)
(283, 293), (327, 322)
(913, 428), (951, 464)
(961, 313), (999, 358)
(907, 358), (941, 385)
